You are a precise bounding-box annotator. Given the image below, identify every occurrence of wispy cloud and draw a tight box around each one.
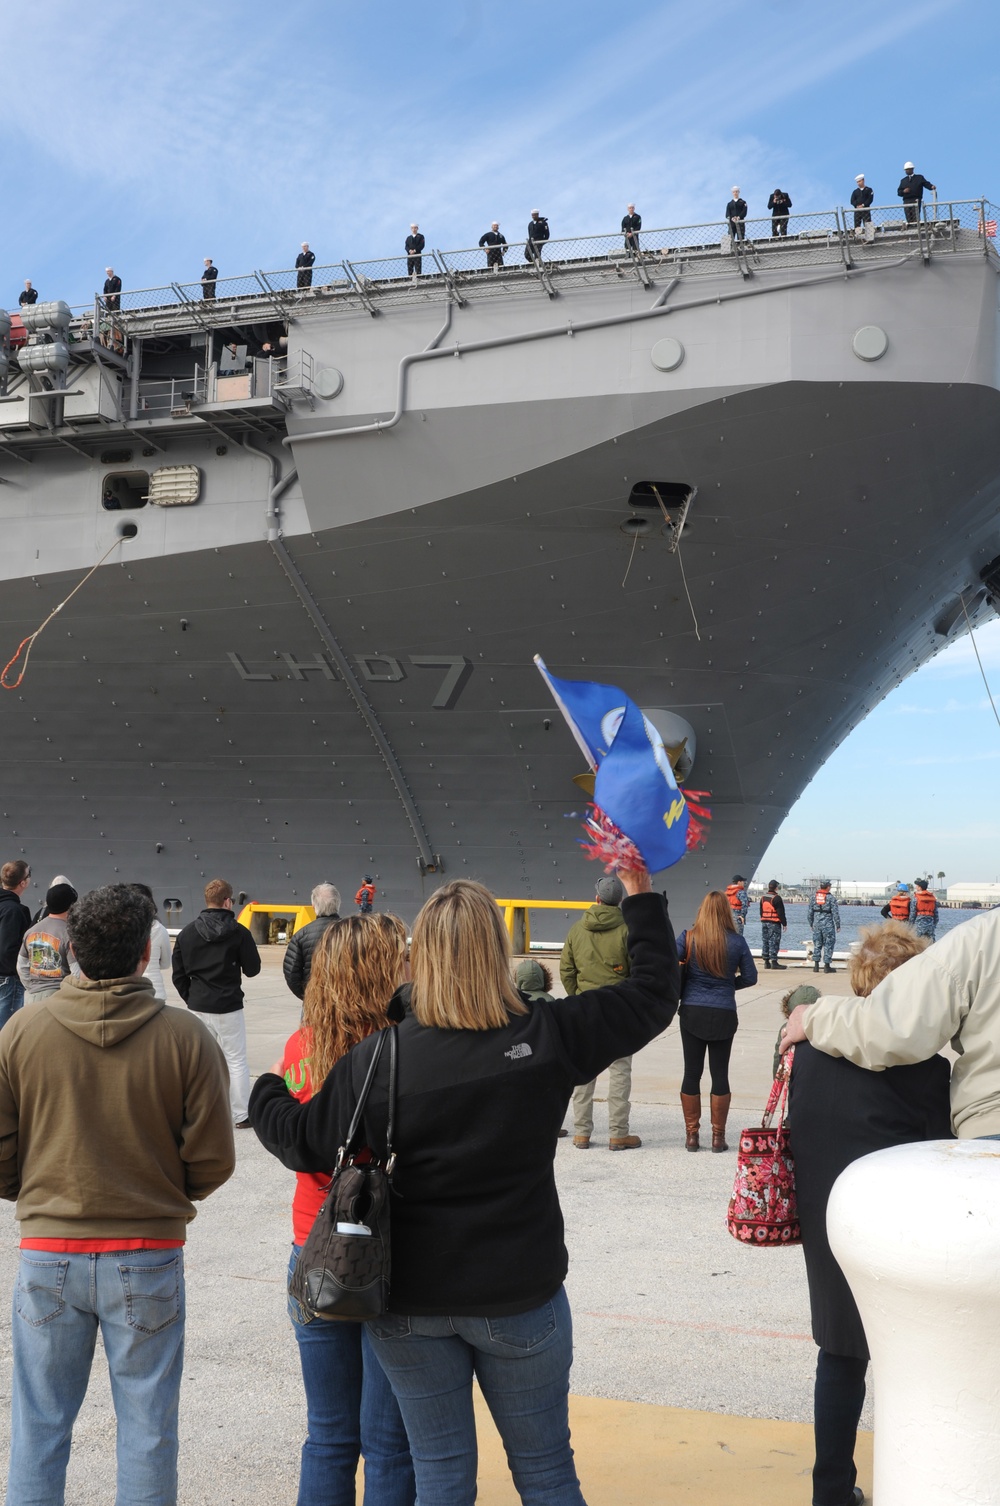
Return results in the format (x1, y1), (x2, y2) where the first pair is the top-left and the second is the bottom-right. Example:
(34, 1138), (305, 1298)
(0, 0), (967, 300)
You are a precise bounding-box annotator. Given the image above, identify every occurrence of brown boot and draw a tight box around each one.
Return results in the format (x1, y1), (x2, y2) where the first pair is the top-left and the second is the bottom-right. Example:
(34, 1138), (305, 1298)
(609, 1134), (642, 1151)
(681, 1093), (701, 1151)
(710, 1094), (731, 1153)
(572, 1136), (591, 1150)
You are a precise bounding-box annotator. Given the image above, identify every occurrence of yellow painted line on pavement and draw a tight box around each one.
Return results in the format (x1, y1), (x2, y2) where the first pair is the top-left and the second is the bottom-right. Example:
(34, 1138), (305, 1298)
(472, 1392), (873, 1506)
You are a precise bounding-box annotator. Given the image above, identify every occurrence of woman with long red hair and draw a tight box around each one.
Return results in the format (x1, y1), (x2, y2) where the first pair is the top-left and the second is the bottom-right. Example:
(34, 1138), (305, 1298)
(676, 890), (757, 1153)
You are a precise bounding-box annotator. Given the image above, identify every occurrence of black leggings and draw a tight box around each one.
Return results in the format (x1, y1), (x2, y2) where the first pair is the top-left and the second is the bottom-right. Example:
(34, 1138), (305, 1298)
(680, 1026), (733, 1095)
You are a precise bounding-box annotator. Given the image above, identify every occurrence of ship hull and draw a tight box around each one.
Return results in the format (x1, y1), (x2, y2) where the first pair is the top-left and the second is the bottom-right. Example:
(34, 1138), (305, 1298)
(3, 371), (999, 927)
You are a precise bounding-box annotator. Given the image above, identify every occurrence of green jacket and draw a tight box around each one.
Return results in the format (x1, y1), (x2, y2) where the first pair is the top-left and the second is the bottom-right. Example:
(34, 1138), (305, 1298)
(560, 905), (630, 995)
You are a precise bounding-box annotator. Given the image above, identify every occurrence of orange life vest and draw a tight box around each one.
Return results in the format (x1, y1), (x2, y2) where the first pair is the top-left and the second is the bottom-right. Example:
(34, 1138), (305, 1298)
(889, 892), (912, 920)
(761, 896), (781, 923)
(915, 889), (937, 916)
(813, 889), (831, 907)
(726, 883), (745, 912)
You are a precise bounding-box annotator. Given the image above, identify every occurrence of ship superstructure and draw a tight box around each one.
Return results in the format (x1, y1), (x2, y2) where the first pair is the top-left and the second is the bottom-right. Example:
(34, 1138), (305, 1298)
(2, 200), (999, 925)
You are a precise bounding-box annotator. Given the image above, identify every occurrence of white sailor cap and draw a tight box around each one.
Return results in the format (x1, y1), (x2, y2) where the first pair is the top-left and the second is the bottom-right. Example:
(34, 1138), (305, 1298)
(855, 174), (865, 182)
(731, 186), (740, 195)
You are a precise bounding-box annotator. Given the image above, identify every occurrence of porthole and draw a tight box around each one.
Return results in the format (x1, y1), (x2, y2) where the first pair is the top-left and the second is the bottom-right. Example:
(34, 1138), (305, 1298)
(620, 515), (651, 536)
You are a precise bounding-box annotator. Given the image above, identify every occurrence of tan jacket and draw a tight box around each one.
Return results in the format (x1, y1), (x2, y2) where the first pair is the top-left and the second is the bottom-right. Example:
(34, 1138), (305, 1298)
(803, 907), (1000, 1138)
(0, 976), (235, 1240)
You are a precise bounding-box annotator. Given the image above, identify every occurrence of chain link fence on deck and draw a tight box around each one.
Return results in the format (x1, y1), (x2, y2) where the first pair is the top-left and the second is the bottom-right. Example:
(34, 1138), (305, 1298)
(73, 200), (998, 329)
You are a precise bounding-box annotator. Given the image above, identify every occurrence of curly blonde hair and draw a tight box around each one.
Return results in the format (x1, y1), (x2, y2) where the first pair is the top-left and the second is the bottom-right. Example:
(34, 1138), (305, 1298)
(848, 920), (929, 998)
(302, 913), (408, 1090)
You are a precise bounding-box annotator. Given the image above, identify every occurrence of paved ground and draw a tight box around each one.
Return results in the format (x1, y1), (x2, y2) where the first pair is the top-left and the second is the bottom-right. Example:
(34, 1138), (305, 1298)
(0, 949), (872, 1503)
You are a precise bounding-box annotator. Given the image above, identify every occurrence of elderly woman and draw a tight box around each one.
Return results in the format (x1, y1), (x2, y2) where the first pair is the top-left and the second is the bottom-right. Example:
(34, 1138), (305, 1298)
(251, 866), (679, 1505)
(785, 922), (951, 1506)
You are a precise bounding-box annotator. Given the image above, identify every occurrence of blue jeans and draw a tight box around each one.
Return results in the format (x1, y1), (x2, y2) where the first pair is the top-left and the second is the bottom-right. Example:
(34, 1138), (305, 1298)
(287, 1246), (414, 1506)
(0, 975), (24, 1031)
(7, 1247), (185, 1506)
(366, 1285), (584, 1505)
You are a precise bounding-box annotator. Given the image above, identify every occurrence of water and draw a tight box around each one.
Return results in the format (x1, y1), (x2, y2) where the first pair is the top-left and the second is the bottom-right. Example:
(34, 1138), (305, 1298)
(743, 901), (985, 952)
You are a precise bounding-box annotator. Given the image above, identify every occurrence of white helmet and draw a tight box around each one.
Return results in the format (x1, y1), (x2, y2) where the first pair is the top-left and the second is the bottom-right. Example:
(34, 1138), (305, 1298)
(904, 161), (915, 171)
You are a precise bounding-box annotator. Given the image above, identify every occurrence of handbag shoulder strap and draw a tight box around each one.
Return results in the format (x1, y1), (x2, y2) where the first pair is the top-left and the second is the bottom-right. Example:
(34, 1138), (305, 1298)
(385, 1024), (398, 1176)
(339, 1024), (399, 1174)
(761, 1046), (794, 1128)
(340, 1029), (388, 1163)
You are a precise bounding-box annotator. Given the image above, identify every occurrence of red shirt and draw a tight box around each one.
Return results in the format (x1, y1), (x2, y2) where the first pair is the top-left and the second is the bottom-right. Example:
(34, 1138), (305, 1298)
(281, 1027), (332, 1246)
(21, 1238), (183, 1252)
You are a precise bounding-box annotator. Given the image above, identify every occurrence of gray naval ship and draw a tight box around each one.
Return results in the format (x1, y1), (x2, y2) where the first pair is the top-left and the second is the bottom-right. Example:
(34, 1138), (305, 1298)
(2, 199), (999, 927)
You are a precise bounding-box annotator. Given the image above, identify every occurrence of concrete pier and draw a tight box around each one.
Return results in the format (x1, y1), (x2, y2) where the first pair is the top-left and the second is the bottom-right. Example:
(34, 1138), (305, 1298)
(0, 951), (870, 1503)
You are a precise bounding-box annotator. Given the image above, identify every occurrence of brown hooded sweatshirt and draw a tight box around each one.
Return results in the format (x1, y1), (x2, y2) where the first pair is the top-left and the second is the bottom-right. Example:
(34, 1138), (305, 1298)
(0, 977), (235, 1241)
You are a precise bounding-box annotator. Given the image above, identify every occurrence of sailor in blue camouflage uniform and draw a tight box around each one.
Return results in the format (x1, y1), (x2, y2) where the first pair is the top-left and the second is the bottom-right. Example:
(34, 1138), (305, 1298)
(912, 878), (939, 941)
(725, 876), (750, 936)
(806, 879), (840, 974)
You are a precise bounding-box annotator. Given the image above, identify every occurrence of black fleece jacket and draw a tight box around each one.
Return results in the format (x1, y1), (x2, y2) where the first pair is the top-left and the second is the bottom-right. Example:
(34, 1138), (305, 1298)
(0, 890), (31, 976)
(171, 909), (261, 1014)
(250, 891), (679, 1316)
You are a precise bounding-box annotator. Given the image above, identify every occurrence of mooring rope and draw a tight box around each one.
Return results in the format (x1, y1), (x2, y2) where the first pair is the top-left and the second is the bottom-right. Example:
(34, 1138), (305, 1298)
(960, 592), (1000, 736)
(1, 537), (123, 691)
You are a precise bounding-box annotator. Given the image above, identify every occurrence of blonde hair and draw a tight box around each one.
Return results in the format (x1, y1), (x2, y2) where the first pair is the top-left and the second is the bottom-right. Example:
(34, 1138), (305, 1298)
(410, 880), (528, 1030)
(849, 920), (929, 998)
(302, 913), (407, 1090)
(684, 891), (737, 979)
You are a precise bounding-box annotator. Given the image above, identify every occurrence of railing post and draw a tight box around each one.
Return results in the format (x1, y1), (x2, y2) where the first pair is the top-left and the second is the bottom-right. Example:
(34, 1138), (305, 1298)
(981, 198), (989, 257)
(835, 207), (854, 269)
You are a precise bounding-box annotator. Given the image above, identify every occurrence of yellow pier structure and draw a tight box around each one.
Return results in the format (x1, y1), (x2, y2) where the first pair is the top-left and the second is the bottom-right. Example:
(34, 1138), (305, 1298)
(494, 899), (592, 952)
(236, 902), (316, 945)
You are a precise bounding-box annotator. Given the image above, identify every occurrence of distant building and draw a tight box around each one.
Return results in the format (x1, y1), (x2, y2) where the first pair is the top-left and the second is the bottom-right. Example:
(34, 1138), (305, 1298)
(831, 880), (893, 902)
(946, 883), (1000, 907)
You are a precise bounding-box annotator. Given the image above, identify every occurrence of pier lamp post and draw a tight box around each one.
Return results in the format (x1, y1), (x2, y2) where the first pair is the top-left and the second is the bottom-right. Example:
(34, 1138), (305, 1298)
(827, 1141), (1000, 1506)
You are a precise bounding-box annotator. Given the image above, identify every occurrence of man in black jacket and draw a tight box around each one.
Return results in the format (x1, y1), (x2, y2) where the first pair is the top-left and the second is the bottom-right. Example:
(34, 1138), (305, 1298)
(405, 224), (425, 277)
(18, 281), (37, 307)
(479, 222), (507, 271)
(767, 188), (792, 236)
(295, 243), (315, 289)
(725, 188), (747, 240)
(850, 174), (874, 229)
(621, 205), (641, 252)
(0, 861), (32, 1032)
(201, 258), (219, 300)
(283, 882), (341, 1000)
(526, 209), (550, 262)
(102, 268), (122, 310)
(172, 878), (261, 1126)
(898, 162), (936, 223)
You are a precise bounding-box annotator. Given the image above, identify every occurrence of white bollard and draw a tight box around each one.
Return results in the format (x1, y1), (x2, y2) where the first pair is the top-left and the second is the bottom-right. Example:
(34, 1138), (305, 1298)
(827, 1139), (1000, 1506)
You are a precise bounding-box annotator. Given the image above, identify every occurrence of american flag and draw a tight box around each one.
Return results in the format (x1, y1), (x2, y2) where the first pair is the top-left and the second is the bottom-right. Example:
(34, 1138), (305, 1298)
(978, 219), (997, 238)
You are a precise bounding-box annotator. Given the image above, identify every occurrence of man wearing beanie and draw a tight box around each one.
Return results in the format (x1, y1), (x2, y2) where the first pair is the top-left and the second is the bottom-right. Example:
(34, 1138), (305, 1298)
(560, 875), (641, 1151)
(17, 884), (79, 1001)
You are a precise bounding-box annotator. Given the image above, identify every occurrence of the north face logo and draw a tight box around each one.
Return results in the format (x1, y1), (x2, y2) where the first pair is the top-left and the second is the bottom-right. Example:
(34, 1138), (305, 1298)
(505, 1042), (533, 1061)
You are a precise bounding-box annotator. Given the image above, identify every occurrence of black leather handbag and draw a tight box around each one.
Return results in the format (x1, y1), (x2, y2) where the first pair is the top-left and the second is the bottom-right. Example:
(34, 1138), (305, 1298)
(289, 1025), (397, 1322)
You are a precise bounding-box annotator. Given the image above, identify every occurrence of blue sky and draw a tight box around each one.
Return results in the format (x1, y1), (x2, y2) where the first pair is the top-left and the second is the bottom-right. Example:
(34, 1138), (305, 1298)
(3, 0), (999, 879)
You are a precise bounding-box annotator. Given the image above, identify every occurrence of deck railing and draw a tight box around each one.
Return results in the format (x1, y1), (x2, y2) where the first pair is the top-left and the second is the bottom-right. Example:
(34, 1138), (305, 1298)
(7, 200), (998, 333)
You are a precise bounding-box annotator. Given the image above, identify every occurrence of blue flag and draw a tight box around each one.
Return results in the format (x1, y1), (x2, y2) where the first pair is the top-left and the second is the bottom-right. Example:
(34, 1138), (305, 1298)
(593, 697), (689, 871)
(534, 656), (690, 871)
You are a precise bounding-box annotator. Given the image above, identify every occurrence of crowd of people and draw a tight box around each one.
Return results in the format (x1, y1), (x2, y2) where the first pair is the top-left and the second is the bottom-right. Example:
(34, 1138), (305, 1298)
(10, 163), (939, 310)
(0, 849), (991, 1505)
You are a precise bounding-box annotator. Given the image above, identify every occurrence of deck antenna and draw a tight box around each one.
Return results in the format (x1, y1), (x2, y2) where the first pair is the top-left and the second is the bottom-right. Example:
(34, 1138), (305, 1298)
(1, 537), (123, 691)
(651, 484), (701, 642)
(960, 592), (1000, 736)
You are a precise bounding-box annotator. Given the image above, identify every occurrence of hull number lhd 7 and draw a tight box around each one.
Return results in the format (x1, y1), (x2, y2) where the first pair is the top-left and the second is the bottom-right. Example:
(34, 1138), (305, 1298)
(228, 652), (472, 710)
